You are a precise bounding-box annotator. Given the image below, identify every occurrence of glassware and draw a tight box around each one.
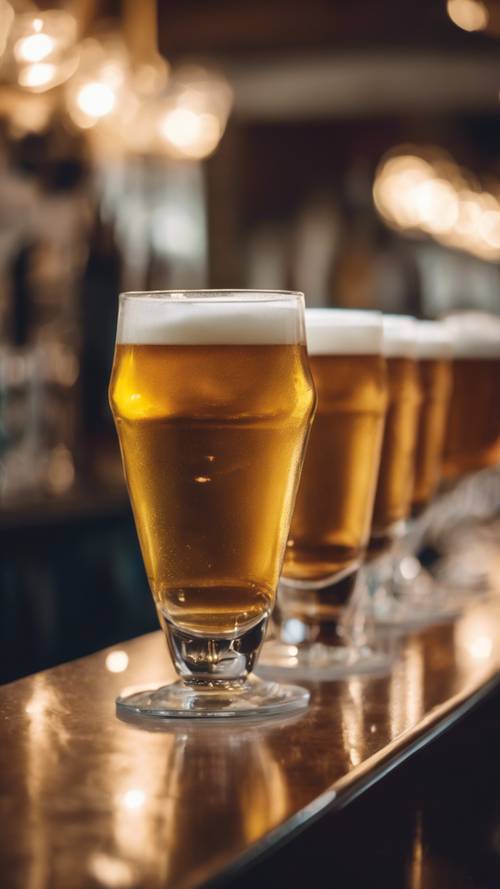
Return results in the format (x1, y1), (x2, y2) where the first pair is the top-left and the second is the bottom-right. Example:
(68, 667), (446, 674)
(421, 312), (500, 604)
(108, 290), (316, 718)
(367, 318), (460, 629)
(259, 308), (392, 678)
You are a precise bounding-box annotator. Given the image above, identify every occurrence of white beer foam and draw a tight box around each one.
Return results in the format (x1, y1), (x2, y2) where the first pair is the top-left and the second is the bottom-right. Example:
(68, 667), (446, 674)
(382, 314), (417, 358)
(305, 309), (383, 355)
(117, 292), (305, 345)
(443, 312), (500, 359)
(416, 321), (453, 359)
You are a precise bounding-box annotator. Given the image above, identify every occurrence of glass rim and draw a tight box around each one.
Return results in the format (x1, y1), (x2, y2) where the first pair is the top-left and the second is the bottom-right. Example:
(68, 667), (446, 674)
(119, 289), (305, 303)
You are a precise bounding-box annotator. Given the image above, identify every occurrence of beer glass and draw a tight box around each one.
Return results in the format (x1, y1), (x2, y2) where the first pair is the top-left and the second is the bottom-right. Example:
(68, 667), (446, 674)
(365, 316), (424, 627)
(109, 290), (316, 718)
(421, 313), (500, 598)
(260, 309), (390, 677)
(442, 313), (500, 481)
(375, 321), (456, 626)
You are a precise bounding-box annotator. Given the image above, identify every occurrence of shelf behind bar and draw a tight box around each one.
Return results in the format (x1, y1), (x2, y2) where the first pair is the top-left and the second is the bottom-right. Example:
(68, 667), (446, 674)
(1, 597), (499, 889)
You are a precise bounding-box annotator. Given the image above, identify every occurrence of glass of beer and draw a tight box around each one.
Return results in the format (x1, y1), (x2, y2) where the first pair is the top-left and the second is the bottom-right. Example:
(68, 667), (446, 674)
(375, 320), (456, 625)
(442, 313), (500, 480)
(365, 315), (424, 627)
(411, 322), (453, 517)
(260, 309), (390, 677)
(109, 290), (316, 719)
(368, 316), (421, 557)
(422, 313), (500, 598)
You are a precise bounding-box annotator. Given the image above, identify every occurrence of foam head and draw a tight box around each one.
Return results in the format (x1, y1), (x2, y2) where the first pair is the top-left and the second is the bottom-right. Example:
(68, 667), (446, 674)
(382, 314), (417, 358)
(415, 320), (453, 359)
(443, 312), (500, 359)
(116, 291), (305, 345)
(305, 308), (383, 355)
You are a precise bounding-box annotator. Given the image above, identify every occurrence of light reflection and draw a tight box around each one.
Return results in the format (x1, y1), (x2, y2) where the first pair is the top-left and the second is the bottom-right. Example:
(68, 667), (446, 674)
(25, 676), (68, 889)
(105, 723), (289, 883)
(390, 638), (424, 737)
(455, 607), (499, 673)
(340, 677), (366, 768)
(106, 650), (129, 673)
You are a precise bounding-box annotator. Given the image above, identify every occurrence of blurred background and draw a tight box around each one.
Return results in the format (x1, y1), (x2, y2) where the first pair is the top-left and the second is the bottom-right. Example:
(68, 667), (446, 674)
(2, 0), (500, 682)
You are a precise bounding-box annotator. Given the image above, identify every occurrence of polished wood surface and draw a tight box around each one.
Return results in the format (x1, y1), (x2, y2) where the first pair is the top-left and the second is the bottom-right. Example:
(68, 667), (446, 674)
(1, 598), (500, 889)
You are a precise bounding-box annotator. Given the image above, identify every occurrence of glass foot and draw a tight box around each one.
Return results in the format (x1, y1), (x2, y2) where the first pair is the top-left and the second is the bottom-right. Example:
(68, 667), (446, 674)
(257, 639), (394, 680)
(116, 673), (310, 721)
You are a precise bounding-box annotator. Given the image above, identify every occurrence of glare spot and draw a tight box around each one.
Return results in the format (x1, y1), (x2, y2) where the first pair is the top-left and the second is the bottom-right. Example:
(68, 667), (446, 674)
(399, 556), (421, 581)
(15, 31), (54, 63)
(194, 476), (211, 483)
(467, 635), (493, 661)
(19, 62), (56, 89)
(77, 81), (116, 119)
(105, 650), (129, 673)
(121, 788), (146, 811)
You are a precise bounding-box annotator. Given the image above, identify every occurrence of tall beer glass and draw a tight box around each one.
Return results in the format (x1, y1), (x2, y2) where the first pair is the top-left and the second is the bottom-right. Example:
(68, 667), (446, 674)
(368, 316), (421, 557)
(442, 313), (500, 480)
(375, 321), (455, 627)
(109, 290), (316, 719)
(412, 322), (453, 516)
(365, 316), (425, 628)
(261, 309), (389, 677)
(423, 313), (500, 600)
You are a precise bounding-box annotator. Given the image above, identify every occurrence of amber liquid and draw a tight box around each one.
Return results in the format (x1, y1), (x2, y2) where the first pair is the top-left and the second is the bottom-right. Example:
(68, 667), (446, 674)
(283, 354), (387, 583)
(109, 343), (315, 636)
(443, 358), (500, 479)
(412, 358), (451, 515)
(370, 357), (421, 546)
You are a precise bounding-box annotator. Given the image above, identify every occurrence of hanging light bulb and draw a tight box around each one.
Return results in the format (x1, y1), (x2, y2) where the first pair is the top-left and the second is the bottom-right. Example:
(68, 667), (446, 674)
(18, 62), (57, 89)
(156, 66), (233, 160)
(11, 10), (78, 93)
(65, 36), (130, 130)
(15, 28), (55, 64)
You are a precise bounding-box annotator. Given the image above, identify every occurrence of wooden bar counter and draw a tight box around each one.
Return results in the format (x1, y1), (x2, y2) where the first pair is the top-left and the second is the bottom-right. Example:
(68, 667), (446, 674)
(1, 597), (500, 889)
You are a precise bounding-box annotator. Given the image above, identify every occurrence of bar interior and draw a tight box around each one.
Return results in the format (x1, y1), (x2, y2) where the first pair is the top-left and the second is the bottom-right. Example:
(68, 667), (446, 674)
(1, 1), (500, 887)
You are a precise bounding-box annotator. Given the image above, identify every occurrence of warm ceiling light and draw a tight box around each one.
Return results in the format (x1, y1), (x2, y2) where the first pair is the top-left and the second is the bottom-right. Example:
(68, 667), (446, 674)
(15, 31), (55, 64)
(76, 82), (116, 120)
(446, 0), (489, 32)
(159, 106), (221, 158)
(19, 62), (57, 89)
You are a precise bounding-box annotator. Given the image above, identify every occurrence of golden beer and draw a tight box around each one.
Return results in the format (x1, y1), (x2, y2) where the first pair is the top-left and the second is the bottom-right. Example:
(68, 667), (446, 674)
(110, 302), (315, 639)
(443, 358), (500, 478)
(370, 317), (420, 551)
(411, 322), (452, 514)
(283, 353), (387, 583)
(442, 314), (500, 478)
(412, 359), (451, 512)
